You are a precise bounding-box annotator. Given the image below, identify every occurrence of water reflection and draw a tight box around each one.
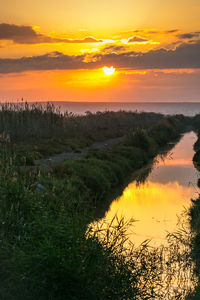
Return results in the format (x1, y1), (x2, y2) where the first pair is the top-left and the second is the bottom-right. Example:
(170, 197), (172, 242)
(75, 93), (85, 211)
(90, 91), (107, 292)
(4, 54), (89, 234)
(99, 181), (195, 246)
(96, 131), (198, 246)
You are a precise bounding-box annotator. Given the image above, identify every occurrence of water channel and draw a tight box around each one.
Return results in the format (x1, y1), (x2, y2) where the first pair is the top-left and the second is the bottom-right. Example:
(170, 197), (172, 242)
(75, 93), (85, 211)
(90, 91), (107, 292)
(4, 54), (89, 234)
(96, 131), (198, 247)
(89, 131), (199, 298)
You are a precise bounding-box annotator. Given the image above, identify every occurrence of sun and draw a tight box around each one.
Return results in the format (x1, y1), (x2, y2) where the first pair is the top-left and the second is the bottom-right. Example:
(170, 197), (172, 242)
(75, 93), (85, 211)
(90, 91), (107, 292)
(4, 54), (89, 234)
(103, 66), (116, 76)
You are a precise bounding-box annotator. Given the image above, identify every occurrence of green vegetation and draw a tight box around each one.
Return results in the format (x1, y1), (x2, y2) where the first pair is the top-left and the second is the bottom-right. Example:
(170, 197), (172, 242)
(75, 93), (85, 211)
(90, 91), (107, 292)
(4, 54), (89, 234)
(0, 102), (164, 142)
(53, 115), (189, 204)
(0, 102), (164, 163)
(187, 202), (200, 299)
(193, 130), (200, 172)
(187, 130), (200, 299)
(0, 103), (195, 299)
(0, 150), (145, 299)
(0, 145), (195, 299)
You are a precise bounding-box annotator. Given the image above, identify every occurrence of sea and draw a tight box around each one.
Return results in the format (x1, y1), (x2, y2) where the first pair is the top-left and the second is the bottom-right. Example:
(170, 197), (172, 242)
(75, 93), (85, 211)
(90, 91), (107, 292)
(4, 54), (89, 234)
(50, 101), (200, 116)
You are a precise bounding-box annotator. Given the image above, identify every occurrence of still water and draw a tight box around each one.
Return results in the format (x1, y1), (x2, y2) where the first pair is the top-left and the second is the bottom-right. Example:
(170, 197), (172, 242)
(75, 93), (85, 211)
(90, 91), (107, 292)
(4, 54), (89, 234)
(96, 131), (198, 247)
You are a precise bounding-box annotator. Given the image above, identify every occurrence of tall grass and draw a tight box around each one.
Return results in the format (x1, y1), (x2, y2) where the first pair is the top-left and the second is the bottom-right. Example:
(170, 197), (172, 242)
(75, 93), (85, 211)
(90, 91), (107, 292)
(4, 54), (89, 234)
(187, 129), (200, 299)
(0, 102), (167, 164)
(89, 212), (197, 299)
(0, 102), (164, 142)
(0, 102), (191, 165)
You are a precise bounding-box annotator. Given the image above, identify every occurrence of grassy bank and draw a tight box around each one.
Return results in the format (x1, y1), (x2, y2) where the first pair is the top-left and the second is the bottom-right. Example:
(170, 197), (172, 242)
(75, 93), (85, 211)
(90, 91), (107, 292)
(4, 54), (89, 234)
(0, 149), (156, 299)
(52, 114), (189, 205)
(187, 129), (200, 299)
(0, 105), (194, 299)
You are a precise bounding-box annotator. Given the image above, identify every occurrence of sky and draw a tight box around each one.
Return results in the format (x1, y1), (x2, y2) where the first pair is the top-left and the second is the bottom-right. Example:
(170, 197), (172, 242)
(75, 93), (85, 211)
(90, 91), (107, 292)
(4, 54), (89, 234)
(0, 0), (200, 102)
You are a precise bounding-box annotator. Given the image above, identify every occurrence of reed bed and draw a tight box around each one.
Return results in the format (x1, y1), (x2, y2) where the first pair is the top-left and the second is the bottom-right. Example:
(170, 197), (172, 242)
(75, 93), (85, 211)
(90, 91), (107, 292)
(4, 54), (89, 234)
(0, 101), (164, 141)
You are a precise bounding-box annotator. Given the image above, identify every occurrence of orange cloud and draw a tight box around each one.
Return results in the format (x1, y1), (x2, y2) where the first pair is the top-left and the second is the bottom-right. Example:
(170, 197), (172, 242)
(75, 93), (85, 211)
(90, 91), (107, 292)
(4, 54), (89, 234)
(127, 36), (148, 43)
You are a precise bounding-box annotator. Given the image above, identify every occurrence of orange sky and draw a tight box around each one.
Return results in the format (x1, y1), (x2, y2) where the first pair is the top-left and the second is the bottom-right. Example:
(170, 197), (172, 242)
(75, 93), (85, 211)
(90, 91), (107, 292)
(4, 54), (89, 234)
(0, 0), (200, 101)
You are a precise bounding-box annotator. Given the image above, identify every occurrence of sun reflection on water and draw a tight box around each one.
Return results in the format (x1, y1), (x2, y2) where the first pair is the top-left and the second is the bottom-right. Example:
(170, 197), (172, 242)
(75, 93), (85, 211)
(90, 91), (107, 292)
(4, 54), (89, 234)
(94, 180), (195, 246)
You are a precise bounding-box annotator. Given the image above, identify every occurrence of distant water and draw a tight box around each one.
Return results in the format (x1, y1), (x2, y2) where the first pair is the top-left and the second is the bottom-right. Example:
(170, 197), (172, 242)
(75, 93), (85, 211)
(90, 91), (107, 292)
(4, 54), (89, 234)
(50, 102), (200, 116)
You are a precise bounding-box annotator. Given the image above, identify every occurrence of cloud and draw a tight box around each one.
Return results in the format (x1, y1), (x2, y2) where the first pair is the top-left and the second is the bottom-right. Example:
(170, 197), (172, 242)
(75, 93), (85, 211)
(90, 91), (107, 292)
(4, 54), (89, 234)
(164, 30), (179, 34)
(127, 36), (148, 43)
(0, 23), (103, 44)
(177, 32), (200, 39)
(101, 45), (127, 53)
(1, 41), (200, 73)
(0, 52), (87, 73)
(92, 41), (200, 69)
(0, 23), (53, 44)
(64, 36), (104, 43)
(119, 29), (179, 37)
(75, 36), (103, 43)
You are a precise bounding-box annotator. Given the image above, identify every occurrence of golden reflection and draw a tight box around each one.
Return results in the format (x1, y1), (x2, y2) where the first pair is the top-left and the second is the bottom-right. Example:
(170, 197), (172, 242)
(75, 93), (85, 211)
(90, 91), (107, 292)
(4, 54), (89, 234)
(156, 158), (193, 166)
(94, 181), (195, 246)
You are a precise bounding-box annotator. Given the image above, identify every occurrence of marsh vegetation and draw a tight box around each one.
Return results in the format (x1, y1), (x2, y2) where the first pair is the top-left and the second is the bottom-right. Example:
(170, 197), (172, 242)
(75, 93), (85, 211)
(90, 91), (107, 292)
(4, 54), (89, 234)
(0, 102), (199, 299)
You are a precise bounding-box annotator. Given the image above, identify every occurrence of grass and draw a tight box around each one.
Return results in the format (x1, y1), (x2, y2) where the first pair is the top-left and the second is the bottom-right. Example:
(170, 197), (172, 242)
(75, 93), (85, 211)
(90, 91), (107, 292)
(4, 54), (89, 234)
(0, 102), (164, 141)
(0, 147), (161, 299)
(0, 102), (192, 166)
(0, 104), (197, 299)
(0, 102), (164, 162)
(187, 198), (200, 299)
(52, 115), (188, 205)
(0, 102), (194, 144)
(0, 148), (195, 299)
(185, 128), (200, 299)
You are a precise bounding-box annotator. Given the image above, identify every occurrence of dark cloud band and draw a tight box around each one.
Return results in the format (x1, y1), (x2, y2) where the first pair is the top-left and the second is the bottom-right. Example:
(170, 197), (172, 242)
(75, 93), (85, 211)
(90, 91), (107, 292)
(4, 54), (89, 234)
(0, 41), (200, 73)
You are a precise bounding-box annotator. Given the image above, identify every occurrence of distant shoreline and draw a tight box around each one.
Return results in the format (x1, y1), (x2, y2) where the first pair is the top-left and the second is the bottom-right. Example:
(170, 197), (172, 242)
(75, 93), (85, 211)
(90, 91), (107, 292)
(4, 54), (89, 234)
(1, 101), (200, 116)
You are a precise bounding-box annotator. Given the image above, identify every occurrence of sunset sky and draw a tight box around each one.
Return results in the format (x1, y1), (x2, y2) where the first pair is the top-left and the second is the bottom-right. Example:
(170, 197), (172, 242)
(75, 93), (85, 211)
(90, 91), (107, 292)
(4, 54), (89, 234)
(1, 0), (200, 102)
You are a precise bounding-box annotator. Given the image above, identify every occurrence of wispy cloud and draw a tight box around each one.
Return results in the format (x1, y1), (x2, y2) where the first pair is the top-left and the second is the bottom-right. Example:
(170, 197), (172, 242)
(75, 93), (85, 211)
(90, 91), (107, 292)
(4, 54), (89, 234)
(119, 29), (180, 38)
(177, 32), (200, 39)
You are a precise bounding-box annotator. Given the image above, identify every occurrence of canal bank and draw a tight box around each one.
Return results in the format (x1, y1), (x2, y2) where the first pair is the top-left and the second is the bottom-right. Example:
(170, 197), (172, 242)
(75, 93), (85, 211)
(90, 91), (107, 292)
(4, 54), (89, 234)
(186, 130), (200, 299)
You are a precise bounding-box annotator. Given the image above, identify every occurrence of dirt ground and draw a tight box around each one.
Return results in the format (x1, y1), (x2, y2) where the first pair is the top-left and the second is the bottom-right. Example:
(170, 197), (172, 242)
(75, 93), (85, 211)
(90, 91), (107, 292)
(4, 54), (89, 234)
(35, 136), (125, 170)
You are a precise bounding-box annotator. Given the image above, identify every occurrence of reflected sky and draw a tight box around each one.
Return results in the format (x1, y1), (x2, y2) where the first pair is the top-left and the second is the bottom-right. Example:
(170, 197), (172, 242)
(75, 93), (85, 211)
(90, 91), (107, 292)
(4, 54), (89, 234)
(94, 131), (198, 246)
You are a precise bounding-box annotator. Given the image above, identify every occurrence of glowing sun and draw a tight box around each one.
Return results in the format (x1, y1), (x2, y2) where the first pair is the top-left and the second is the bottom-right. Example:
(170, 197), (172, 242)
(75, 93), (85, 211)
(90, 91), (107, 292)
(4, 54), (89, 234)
(103, 66), (116, 76)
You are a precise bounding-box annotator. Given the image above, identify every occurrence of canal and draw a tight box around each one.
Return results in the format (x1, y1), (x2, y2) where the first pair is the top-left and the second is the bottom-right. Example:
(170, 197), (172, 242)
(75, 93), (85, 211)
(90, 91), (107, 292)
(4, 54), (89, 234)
(97, 131), (198, 246)
(90, 131), (199, 298)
